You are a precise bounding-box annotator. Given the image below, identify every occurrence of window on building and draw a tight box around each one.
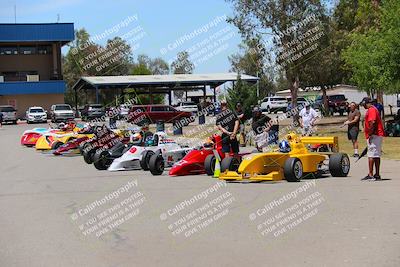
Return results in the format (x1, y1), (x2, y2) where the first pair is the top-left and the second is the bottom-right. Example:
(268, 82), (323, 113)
(0, 47), (18, 55)
(1, 71), (38, 82)
(19, 46), (36, 55)
(37, 45), (52, 55)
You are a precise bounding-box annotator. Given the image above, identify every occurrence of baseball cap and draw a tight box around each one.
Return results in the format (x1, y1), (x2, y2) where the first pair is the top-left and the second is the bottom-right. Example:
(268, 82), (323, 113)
(360, 97), (372, 105)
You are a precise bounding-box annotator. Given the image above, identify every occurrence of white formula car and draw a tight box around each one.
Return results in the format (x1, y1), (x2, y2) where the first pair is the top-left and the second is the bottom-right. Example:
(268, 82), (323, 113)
(108, 132), (191, 171)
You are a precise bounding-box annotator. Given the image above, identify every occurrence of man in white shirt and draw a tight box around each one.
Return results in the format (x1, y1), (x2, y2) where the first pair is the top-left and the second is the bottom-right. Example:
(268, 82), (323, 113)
(299, 103), (318, 136)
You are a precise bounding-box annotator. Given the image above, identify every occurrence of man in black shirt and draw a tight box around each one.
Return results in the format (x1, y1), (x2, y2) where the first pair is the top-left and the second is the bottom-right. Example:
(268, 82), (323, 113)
(216, 101), (239, 156)
(235, 103), (246, 147)
(251, 107), (270, 151)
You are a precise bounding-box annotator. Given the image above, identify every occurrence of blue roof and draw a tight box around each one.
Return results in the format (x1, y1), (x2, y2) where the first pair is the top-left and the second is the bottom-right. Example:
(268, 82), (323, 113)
(0, 81), (66, 95)
(0, 23), (74, 43)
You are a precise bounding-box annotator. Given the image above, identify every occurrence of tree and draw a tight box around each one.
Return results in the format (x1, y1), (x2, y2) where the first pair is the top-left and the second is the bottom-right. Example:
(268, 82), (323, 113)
(63, 28), (134, 106)
(170, 51), (194, 100)
(229, 38), (275, 98)
(226, 0), (329, 122)
(226, 75), (258, 117)
(135, 54), (169, 75)
(342, 0), (400, 101)
(128, 55), (167, 104)
(171, 51), (194, 74)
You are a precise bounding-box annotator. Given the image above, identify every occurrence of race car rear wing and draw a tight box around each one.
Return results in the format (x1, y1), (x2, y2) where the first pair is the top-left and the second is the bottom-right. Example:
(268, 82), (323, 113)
(300, 136), (339, 152)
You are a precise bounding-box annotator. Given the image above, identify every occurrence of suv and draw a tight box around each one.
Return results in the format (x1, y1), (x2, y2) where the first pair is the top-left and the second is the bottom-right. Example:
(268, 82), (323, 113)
(50, 104), (74, 122)
(314, 94), (349, 116)
(128, 105), (195, 126)
(0, 105), (17, 124)
(260, 96), (288, 113)
(26, 106), (47, 123)
(81, 104), (105, 121)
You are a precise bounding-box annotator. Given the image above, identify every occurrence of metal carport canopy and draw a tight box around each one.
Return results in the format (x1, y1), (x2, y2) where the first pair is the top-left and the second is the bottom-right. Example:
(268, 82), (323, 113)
(72, 72), (259, 105)
(73, 72), (259, 89)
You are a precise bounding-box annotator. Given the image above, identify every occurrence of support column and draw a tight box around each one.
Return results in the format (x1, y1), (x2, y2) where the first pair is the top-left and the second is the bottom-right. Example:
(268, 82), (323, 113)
(213, 86), (216, 103)
(168, 90), (172, 105)
(95, 85), (99, 104)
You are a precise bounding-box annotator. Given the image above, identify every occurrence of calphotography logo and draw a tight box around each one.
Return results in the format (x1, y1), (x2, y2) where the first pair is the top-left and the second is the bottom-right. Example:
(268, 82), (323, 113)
(160, 182), (235, 238)
(68, 180), (146, 238)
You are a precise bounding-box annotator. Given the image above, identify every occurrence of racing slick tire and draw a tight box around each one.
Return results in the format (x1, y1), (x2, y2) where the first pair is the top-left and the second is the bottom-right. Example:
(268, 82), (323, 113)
(149, 154), (165, 175)
(83, 149), (96, 164)
(51, 141), (64, 150)
(93, 150), (112, 170)
(221, 157), (240, 173)
(284, 157), (303, 182)
(204, 154), (216, 176)
(79, 142), (90, 155)
(329, 153), (350, 177)
(140, 150), (155, 170)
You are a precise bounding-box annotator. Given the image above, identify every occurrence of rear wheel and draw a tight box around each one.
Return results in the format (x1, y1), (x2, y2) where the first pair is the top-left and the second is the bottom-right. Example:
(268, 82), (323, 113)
(329, 153), (350, 177)
(284, 157), (303, 182)
(221, 157), (240, 173)
(204, 154), (216, 176)
(93, 150), (112, 170)
(140, 150), (155, 170)
(83, 149), (96, 164)
(149, 154), (165, 175)
(51, 141), (63, 150)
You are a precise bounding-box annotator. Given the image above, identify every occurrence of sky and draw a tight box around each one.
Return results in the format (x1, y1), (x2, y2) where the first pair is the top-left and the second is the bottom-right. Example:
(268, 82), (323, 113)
(0, 0), (243, 74)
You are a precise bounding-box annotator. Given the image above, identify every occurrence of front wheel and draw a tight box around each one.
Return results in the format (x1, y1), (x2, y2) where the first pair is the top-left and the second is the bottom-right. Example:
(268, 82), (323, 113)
(220, 157), (240, 173)
(140, 150), (155, 170)
(93, 150), (112, 170)
(284, 157), (303, 182)
(329, 153), (350, 177)
(149, 154), (165, 175)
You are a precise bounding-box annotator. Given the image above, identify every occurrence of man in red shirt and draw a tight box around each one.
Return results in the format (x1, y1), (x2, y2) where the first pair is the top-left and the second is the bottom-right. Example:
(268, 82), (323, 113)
(361, 97), (385, 181)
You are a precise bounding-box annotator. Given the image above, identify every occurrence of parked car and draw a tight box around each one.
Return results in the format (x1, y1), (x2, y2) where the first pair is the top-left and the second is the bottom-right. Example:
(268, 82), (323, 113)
(286, 97), (308, 117)
(80, 104), (105, 121)
(176, 101), (198, 113)
(0, 105), (17, 124)
(50, 104), (74, 122)
(206, 101), (221, 115)
(26, 106), (47, 123)
(128, 105), (195, 125)
(314, 94), (349, 116)
(260, 96), (288, 113)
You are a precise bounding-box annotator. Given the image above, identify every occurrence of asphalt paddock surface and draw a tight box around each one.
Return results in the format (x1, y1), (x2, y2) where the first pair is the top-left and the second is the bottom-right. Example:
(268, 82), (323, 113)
(1, 124), (399, 267)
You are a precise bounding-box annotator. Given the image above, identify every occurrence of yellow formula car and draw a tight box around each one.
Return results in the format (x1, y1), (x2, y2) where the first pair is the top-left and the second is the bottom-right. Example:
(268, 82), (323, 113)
(219, 133), (350, 182)
(35, 130), (94, 150)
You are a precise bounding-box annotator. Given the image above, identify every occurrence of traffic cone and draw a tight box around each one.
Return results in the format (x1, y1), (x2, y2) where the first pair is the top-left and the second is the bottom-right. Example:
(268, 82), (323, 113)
(213, 156), (221, 178)
(213, 150), (221, 178)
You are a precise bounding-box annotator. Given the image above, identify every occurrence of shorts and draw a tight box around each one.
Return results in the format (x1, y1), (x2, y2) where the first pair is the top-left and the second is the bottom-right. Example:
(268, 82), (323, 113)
(367, 135), (383, 158)
(221, 134), (239, 153)
(254, 132), (268, 150)
(347, 127), (359, 141)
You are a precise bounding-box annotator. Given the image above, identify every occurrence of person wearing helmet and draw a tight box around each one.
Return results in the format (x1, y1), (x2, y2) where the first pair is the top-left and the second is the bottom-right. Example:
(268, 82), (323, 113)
(279, 140), (291, 153)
